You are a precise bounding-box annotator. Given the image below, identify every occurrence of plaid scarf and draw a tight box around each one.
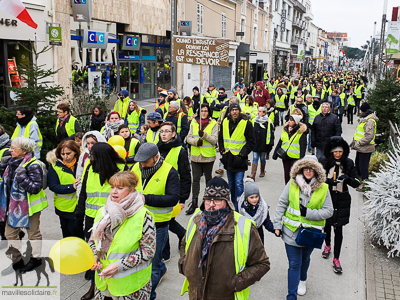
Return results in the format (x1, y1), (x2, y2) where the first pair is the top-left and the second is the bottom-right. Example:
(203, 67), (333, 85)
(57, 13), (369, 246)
(198, 207), (230, 267)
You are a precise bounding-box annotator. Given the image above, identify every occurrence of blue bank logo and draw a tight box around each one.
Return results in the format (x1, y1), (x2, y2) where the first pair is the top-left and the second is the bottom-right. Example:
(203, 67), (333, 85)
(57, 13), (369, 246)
(88, 31), (105, 44)
(74, 0), (86, 4)
(126, 37), (139, 47)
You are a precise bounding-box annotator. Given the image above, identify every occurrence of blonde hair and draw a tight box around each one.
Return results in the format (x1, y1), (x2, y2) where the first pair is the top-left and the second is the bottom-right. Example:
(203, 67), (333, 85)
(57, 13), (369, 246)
(109, 171), (138, 190)
(12, 137), (35, 153)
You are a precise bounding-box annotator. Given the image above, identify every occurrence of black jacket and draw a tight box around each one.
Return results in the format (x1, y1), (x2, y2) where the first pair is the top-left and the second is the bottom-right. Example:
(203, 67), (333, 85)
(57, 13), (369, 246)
(158, 135), (191, 203)
(311, 112), (342, 149)
(218, 113), (255, 172)
(272, 122), (308, 161)
(319, 137), (360, 226)
(164, 110), (189, 145)
(56, 115), (82, 143)
(252, 120), (275, 153)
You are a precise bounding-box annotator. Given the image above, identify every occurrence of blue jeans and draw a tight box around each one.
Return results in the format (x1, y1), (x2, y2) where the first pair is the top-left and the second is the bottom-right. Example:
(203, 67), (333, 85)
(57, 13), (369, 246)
(151, 225), (169, 300)
(279, 111), (285, 125)
(285, 244), (314, 300)
(226, 171), (244, 210)
(307, 129), (312, 150)
(270, 94), (275, 100)
(253, 152), (266, 164)
(316, 147), (324, 160)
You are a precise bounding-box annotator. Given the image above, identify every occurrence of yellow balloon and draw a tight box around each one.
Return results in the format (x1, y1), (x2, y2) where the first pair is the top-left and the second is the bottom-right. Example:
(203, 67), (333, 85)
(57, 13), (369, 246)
(172, 203), (181, 218)
(108, 135), (125, 147)
(49, 237), (94, 275)
(113, 145), (127, 158)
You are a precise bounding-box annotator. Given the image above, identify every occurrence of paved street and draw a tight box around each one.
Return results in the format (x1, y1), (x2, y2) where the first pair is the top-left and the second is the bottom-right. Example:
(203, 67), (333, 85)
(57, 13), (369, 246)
(35, 104), (366, 300)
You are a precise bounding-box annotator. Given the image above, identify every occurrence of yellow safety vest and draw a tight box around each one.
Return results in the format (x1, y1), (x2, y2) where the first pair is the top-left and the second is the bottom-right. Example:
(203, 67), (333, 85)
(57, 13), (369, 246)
(204, 89), (218, 104)
(127, 108), (144, 134)
(283, 182), (328, 232)
(280, 131), (302, 159)
(12, 121), (43, 152)
(23, 158), (48, 216)
(290, 86), (298, 100)
(307, 104), (321, 125)
(267, 82), (276, 94)
(265, 119), (272, 145)
(126, 138), (140, 167)
(347, 94), (355, 106)
(181, 209), (254, 300)
(84, 163), (125, 218)
(191, 120), (217, 158)
(212, 99), (224, 119)
(164, 112), (184, 134)
(354, 118), (377, 145)
(275, 94), (286, 109)
(237, 93), (248, 104)
(55, 115), (78, 137)
(131, 162), (174, 223)
(146, 128), (160, 144)
(311, 89), (325, 100)
(222, 118), (247, 155)
(264, 72), (269, 80)
(114, 97), (130, 119)
(187, 107), (194, 118)
(240, 103), (257, 121)
(164, 146), (182, 171)
(190, 95), (205, 105)
(355, 85), (362, 99)
(52, 164), (77, 213)
(339, 93), (346, 107)
(94, 207), (152, 296)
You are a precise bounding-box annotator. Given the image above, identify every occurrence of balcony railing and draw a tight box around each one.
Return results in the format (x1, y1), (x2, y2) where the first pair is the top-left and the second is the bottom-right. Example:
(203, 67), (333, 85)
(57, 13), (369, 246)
(292, 0), (306, 13)
(291, 36), (304, 45)
(292, 19), (306, 30)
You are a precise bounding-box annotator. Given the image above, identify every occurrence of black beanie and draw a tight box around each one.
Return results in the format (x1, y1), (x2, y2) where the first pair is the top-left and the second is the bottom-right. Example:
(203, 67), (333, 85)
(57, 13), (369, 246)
(229, 102), (241, 112)
(193, 86), (199, 92)
(360, 102), (370, 112)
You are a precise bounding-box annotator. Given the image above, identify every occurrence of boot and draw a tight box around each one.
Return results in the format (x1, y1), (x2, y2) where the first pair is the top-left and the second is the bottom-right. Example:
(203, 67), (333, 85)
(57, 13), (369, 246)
(81, 284), (95, 300)
(259, 163), (266, 178)
(84, 269), (91, 280)
(186, 198), (198, 215)
(247, 163), (257, 180)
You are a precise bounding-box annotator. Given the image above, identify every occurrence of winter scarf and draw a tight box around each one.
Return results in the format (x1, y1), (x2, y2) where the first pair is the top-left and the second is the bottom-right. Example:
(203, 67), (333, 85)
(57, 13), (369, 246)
(92, 190), (143, 259)
(103, 120), (124, 140)
(58, 114), (69, 128)
(196, 117), (210, 129)
(16, 113), (34, 127)
(63, 157), (77, 171)
(91, 113), (106, 131)
(238, 194), (269, 228)
(198, 207), (230, 267)
(139, 155), (164, 180)
(254, 115), (269, 129)
(328, 161), (344, 192)
(0, 153), (33, 228)
(0, 133), (10, 149)
(295, 174), (317, 197)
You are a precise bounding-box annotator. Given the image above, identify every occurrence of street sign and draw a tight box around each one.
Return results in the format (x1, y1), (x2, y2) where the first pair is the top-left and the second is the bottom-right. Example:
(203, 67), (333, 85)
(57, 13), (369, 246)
(179, 20), (192, 36)
(71, 0), (92, 22)
(49, 26), (62, 46)
(236, 32), (245, 36)
(81, 29), (108, 49)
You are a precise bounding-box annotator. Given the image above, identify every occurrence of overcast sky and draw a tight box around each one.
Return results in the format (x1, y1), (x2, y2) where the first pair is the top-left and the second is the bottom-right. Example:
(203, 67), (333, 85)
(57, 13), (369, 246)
(312, 0), (398, 49)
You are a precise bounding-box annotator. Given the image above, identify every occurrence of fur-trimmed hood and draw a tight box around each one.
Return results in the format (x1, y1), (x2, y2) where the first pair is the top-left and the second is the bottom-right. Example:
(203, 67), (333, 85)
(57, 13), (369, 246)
(282, 122), (307, 134)
(323, 136), (350, 160)
(290, 156), (326, 191)
(46, 149), (57, 165)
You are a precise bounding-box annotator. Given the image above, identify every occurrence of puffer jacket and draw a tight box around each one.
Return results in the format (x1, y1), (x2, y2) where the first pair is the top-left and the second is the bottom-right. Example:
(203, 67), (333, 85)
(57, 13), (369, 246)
(273, 157), (333, 247)
(178, 210), (270, 300)
(311, 112), (342, 149)
(350, 110), (379, 153)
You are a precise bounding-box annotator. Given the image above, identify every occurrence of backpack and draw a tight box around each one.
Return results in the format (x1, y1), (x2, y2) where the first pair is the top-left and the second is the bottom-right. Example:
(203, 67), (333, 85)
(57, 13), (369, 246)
(26, 159), (48, 190)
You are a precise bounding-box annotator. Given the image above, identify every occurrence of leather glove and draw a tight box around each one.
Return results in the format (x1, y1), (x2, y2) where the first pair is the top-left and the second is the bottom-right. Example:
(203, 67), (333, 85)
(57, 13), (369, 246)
(196, 139), (203, 147)
(326, 178), (337, 186)
(300, 204), (307, 217)
(199, 129), (204, 137)
(1, 156), (12, 165)
(338, 174), (350, 183)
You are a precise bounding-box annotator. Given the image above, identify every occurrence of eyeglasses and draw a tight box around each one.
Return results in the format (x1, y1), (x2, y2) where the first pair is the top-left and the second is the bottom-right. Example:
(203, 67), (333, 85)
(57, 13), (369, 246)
(16, 113), (22, 116)
(204, 199), (224, 205)
(219, 92), (224, 94)
(10, 147), (21, 151)
(303, 168), (315, 172)
(159, 130), (172, 134)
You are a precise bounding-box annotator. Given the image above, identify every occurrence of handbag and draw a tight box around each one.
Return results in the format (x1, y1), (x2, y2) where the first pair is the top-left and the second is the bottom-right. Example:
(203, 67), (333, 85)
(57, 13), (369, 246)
(277, 133), (298, 160)
(296, 226), (326, 249)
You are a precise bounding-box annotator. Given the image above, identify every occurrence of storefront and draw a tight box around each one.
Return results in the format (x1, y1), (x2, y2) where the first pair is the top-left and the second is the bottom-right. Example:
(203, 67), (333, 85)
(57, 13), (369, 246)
(249, 51), (270, 83)
(236, 42), (250, 85)
(274, 49), (290, 77)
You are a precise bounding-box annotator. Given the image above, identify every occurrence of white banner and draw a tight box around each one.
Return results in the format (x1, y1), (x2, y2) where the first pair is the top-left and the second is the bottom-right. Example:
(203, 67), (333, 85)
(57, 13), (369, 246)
(386, 21), (400, 54)
(297, 44), (304, 59)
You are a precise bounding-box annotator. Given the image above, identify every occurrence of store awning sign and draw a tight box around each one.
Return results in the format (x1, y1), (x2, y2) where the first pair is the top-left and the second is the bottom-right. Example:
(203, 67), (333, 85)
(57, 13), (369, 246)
(297, 45), (304, 59)
(121, 35), (140, 51)
(71, 0), (92, 22)
(49, 26), (62, 46)
(386, 22), (400, 54)
(172, 35), (229, 67)
(81, 29), (108, 49)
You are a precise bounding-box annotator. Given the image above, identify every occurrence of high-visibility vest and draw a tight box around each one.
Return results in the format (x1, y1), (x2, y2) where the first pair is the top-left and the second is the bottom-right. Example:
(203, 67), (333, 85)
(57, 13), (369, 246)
(131, 162), (174, 223)
(181, 208), (254, 300)
(280, 131), (302, 159)
(187, 107), (194, 118)
(127, 108), (144, 134)
(12, 121), (43, 152)
(237, 93), (248, 104)
(84, 163), (125, 218)
(268, 110), (276, 125)
(23, 158), (48, 216)
(126, 138), (140, 167)
(283, 182), (328, 232)
(164, 146), (182, 170)
(290, 85), (298, 100)
(307, 104), (321, 125)
(355, 85), (363, 99)
(191, 120), (217, 158)
(264, 119), (272, 145)
(146, 128), (160, 144)
(354, 118), (377, 145)
(264, 72), (269, 80)
(55, 115), (78, 137)
(0, 148), (8, 182)
(190, 94), (205, 105)
(94, 206), (152, 296)
(339, 93), (346, 107)
(204, 89), (218, 104)
(222, 118), (247, 155)
(164, 112), (185, 134)
(114, 97), (130, 119)
(240, 103), (257, 121)
(275, 94), (286, 109)
(52, 164), (77, 213)
(154, 99), (166, 114)
(311, 89), (325, 100)
(211, 99), (224, 119)
(267, 82), (276, 94)
(347, 94), (355, 106)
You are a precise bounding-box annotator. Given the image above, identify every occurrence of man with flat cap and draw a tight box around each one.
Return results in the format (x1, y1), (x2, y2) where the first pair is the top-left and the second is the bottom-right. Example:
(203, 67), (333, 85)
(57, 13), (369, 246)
(131, 143), (180, 300)
(146, 112), (164, 144)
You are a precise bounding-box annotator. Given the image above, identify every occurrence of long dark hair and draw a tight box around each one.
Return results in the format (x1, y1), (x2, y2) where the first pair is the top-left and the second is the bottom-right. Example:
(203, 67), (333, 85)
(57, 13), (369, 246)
(92, 105), (105, 118)
(90, 143), (126, 185)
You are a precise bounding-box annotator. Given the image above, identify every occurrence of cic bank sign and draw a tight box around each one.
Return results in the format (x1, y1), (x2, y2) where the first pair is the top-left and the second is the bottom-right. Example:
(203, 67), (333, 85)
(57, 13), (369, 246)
(81, 29), (108, 49)
(121, 35), (140, 51)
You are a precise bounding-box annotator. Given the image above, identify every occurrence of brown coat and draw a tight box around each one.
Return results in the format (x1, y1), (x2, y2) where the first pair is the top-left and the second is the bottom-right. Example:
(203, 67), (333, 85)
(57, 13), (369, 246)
(178, 210), (270, 300)
(350, 113), (379, 153)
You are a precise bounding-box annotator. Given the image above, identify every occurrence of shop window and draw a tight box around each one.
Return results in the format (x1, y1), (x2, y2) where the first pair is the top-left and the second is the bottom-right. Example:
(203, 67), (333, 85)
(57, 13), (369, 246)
(222, 13), (227, 38)
(197, 3), (204, 35)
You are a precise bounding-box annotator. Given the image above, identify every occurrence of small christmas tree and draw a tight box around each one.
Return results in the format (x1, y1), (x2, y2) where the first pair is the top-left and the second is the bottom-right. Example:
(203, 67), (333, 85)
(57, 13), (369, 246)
(364, 125), (400, 257)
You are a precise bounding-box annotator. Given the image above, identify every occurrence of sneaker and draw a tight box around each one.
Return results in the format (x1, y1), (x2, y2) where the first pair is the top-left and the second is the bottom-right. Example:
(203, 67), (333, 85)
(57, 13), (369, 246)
(333, 258), (343, 273)
(322, 245), (331, 259)
(297, 280), (307, 296)
(215, 169), (224, 175)
(158, 266), (168, 285)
